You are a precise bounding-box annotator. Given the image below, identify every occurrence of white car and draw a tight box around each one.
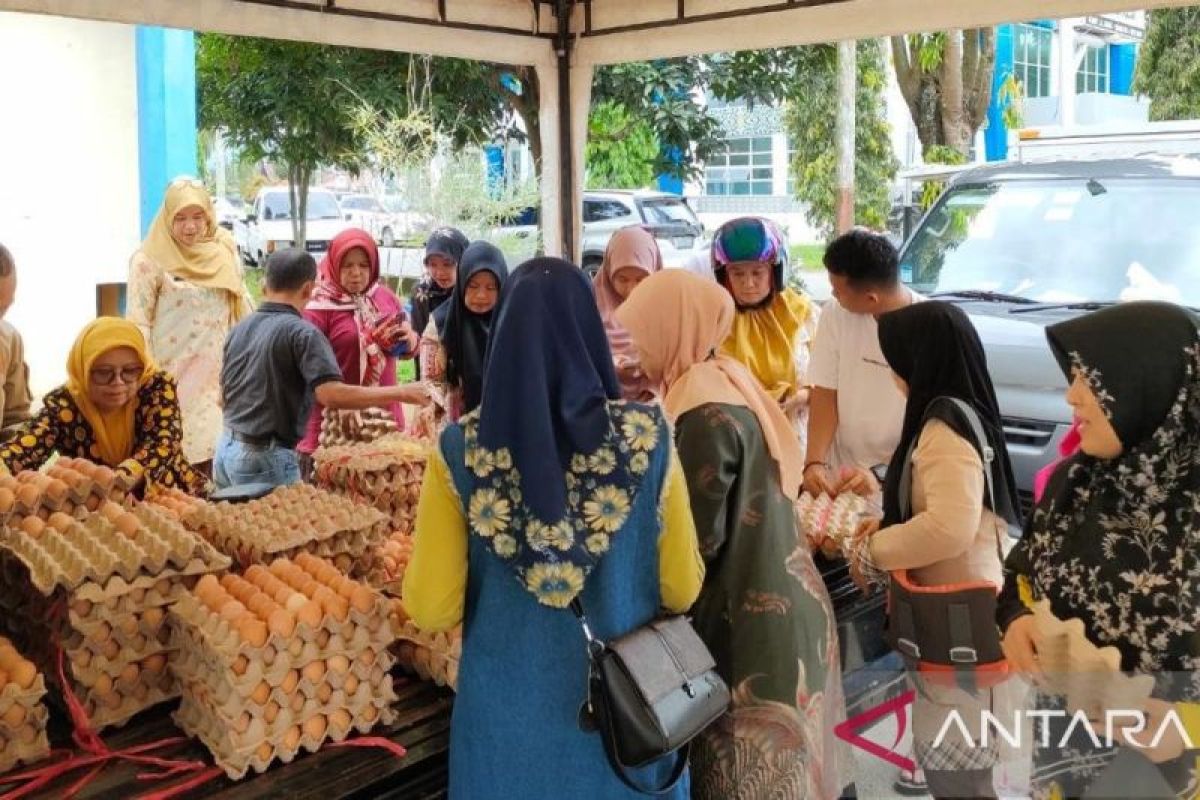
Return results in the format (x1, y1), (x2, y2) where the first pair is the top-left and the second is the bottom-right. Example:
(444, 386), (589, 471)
(237, 188), (352, 266)
(340, 194), (404, 247)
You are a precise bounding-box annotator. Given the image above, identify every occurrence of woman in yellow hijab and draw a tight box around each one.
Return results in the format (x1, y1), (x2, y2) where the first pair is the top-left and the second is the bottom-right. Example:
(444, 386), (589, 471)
(0, 318), (207, 496)
(127, 177), (253, 470)
(711, 217), (819, 450)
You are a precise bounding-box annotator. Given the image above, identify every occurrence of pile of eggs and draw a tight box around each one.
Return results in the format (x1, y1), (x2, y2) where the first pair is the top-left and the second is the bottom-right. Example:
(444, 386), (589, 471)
(0, 636), (49, 772)
(312, 435), (427, 534)
(0, 459), (130, 520)
(317, 407), (399, 449)
(171, 555), (397, 779)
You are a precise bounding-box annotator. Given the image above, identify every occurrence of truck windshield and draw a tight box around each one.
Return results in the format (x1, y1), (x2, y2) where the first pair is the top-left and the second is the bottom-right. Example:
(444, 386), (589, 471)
(262, 192), (343, 220)
(901, 178), (1200, 307)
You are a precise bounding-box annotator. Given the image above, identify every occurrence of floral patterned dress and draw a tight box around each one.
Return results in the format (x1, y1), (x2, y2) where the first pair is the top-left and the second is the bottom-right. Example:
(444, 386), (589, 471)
(0, 371), (208, 495)
(127, 251), (253, 464)
(677, 402), (849, 800)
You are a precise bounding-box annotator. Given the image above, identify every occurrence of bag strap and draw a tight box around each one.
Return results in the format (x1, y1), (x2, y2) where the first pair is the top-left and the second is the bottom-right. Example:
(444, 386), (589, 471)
(897, 397), (1004, 564)
(568, 598), (690, 796)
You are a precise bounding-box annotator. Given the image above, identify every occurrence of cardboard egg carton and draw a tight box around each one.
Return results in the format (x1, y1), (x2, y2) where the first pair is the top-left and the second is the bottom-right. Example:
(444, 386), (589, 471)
(169, 557), (399, 779)
(1, 459), (139, 521)
(354, 532), (413, 596)
(143, 485), (205, 525)
(311, 435), (427, 529)
(185, 485), (389, 567)
(317, 407), (401, 450)
(0, 636), (51, 773)
(391, 603), (460, 691)
(796, 492), (869, 553)
(0, 504), (229, 596)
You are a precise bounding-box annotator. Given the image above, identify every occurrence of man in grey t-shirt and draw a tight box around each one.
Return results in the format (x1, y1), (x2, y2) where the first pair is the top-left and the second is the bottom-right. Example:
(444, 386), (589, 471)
(215, 248), (430, 490)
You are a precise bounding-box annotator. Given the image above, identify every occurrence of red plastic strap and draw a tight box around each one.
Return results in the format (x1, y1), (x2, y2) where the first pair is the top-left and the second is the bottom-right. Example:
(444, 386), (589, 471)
(326, 736), (408, 760)
(134, 766), (224, 800)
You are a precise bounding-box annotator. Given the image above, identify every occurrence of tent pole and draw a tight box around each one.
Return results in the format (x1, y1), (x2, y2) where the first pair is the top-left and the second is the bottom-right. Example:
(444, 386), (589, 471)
(555, 0), (575, 261)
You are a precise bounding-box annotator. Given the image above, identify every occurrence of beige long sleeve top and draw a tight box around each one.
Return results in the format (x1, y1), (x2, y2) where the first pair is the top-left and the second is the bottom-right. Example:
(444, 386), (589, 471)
(0, 321), (31, 430)
(870, 418), (1004, 588)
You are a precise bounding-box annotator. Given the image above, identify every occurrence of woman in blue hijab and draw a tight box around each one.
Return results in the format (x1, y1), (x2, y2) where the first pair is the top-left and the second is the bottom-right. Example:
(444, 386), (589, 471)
(403, 258), (705, 799)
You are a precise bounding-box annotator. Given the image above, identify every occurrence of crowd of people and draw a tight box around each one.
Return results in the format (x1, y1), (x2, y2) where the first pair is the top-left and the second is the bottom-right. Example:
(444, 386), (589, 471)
(0, 177), (1196, 800)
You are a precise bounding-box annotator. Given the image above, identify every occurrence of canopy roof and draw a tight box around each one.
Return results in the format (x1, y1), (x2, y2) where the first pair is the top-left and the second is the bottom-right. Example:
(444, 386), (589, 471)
(3, 0), (1176, 256)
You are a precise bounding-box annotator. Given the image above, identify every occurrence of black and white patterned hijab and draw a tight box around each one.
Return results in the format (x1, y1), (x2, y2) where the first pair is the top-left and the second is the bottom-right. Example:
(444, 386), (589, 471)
(1024, 302), (1200, 684)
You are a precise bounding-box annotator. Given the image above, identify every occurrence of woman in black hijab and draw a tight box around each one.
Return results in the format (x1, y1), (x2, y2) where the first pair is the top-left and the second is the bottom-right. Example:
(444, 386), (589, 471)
(410, 227), (469, 373)
(998, 302), (1200, 799)
(848, 301), (1020, 800)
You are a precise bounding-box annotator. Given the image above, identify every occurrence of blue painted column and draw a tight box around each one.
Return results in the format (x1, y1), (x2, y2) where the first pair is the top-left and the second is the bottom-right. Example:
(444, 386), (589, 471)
(135, 27), (198, 236)
(1110, 43), (1137, 95)
(984, 24), (1016, 161)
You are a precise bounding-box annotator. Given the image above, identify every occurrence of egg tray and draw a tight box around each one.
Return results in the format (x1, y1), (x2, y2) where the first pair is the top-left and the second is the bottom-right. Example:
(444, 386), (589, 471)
(174, 691), (396, 781)
(76, 668), (179, 731)
(393, 640), (458, 691)
(62, 628), (175, 686)
(317, 407), (402, 450)
(795, 492), (869, 553)
(311, 436), (427, 528)
(3, 462), (139, 518)
(0, 716), (50, 775)
(143, 485), (205, 525)
(66, 580), (182, 630)
(0, 505), (230, 596)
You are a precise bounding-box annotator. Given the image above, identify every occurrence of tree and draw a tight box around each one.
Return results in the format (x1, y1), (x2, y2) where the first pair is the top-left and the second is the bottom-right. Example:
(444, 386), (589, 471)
(584, 101), (660, 189)
(785, 40), (898, 238)
(891, 30), (996, 159)
(1134, 7), (1200, 120)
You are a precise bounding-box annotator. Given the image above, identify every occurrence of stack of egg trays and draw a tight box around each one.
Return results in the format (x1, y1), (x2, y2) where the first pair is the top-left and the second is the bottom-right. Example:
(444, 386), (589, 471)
(0, 662), (50, 773)
(169, 570), (398, 779)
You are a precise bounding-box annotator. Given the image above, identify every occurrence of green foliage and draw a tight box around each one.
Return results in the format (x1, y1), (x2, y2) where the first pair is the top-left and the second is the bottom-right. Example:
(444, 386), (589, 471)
(997, 73), (1025, 131)
(584, 101), (660, 189)
(1134, 8), (1200, 121)
(918, 145), (967, 210)
(783, 40), (899, 239)
(915, 33), (948, 72)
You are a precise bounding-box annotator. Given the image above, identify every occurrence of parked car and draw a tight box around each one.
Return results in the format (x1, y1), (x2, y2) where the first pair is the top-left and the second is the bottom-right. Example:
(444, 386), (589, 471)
(212, 196), (244, 231)
(900, 155), (1200, 513)
(236, 188), (352, 266)
(492, 190), (709, 275)
(340, 194), (404, 247)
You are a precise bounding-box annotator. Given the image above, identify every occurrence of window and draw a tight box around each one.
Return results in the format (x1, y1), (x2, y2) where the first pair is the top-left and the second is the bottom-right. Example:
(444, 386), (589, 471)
(1013, 24), (1052, 99)
(583, 199), (633, 223)
(706, 137), (774, 196)
(1076, 45), (1110, 93)
(261, 191), (342, 220)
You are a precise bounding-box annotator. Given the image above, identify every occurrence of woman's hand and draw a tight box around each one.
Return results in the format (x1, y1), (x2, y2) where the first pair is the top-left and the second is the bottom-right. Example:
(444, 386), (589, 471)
(1002, 614), (1043, 680)
(837, 466), (879, 497)
(803, 463), (835, 497)
(847, 518), (881, 594)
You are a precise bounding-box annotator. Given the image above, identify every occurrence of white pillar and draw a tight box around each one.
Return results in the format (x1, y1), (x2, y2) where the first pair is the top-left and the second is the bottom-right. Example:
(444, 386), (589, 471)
(536, 56), (593, 262)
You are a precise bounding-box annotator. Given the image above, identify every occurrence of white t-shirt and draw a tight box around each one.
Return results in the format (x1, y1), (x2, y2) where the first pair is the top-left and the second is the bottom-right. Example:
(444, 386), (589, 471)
(807, 292), (922, 471)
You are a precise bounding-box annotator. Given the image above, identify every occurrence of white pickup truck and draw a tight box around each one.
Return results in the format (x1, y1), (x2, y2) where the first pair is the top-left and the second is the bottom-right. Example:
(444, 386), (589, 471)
(236, 187), (352, 266)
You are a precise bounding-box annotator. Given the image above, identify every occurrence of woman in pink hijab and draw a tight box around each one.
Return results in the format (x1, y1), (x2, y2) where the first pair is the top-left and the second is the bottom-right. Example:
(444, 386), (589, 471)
(593, 225), (663, 401)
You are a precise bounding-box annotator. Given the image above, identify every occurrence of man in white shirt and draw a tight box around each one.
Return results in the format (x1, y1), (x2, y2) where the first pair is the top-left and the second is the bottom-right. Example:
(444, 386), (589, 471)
(805, 229), (921, 497)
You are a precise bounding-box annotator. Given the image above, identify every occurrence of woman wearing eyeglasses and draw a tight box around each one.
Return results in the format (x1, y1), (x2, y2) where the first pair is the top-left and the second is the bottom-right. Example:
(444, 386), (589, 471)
(0, 318), (207, 495)
(126, 178), (254, 473)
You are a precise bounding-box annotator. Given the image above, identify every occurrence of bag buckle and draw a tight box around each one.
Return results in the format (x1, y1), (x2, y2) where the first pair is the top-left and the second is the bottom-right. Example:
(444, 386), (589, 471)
(682, 680), (696, 699)
(897, 638), (921, 659)
(949, 646), (978, 664)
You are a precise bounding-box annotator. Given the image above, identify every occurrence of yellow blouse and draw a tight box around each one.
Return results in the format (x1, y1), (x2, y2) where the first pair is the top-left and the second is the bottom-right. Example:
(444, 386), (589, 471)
(403, 448), (705, 632)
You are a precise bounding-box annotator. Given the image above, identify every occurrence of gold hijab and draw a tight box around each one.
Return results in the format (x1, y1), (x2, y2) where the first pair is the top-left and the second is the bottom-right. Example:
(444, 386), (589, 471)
(66, 319), (156, 467)
(140, 178), (247, 319)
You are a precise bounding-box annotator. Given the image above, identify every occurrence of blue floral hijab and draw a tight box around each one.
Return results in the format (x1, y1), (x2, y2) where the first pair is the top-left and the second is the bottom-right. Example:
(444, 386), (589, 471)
(460, 257), (665, 608)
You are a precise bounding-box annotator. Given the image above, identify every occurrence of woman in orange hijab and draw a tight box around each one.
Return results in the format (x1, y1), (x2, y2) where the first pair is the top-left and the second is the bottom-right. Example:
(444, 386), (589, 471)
(127, 178), (254, 470)
(617, 270), (849, 800)
(0, 318), (206, 495)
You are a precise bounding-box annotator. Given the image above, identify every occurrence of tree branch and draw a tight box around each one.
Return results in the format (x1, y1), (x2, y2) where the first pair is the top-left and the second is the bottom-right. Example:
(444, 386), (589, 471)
(966, 28), (997, 129)
(939, 30), (966, 151)
(890, 35), (920, 106)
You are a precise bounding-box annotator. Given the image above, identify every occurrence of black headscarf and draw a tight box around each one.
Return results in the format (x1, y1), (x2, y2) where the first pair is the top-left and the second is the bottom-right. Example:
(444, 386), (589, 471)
(435, 241), (508, 415)
(1011, 301), (1200, 678)
(410, 227), (469, 358)
(878, 301), (1021, 529)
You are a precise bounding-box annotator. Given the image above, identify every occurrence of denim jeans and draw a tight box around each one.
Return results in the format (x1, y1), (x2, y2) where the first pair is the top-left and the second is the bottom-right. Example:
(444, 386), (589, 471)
(213, 430), (301, 490)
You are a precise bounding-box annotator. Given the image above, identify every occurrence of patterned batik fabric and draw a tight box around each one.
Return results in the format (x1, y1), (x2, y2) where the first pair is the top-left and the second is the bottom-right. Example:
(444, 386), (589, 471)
(458, 400), (664, 608)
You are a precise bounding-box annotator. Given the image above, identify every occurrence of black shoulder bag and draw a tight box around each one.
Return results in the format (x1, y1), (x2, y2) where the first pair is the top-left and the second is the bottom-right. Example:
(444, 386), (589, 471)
(570, 598), (730, 795)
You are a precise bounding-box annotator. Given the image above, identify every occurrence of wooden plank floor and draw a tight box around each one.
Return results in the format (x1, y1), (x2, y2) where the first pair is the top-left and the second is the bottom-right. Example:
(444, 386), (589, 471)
(1, 679), (452, 799)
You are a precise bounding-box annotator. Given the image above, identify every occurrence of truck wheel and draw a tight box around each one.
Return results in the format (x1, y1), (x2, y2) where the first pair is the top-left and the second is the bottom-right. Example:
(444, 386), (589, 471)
(582, 256), (602, 278)
(381, 227), (395, 248)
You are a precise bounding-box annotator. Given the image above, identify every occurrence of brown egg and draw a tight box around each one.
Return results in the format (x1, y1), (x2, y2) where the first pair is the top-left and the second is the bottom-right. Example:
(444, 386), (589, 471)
(44, 478), (68, 504)
(89, 621), (112, 645)
(263, 700), (281, 725)
(101, 640), (120, 661)
(289, 692), (305, 715)
(3, 704), (26, 727)
(142, 607), (164, 630)
(154, 578), (171, 596)
(267, 609), (295, 638)
(359, 649), (377, 668)
(15, 484), (39, 509)
(302, 715), (327, 741)
(315, 683), (333, 704)
(93, 673), (114, 695)
(301, 660), (326, 684)
(349, 586), (376, 615)
(99, 502), (124, 523)
(114, 513), (140, 539)
(119, 663), (139, 685)
(330, 709), (352, 732)
(268, 560), (291, 580)
(245, 565), (269, 587)
(143, 653), (166, 674)
(118, 615), (139, 638)
(314, 630), (330, 649)
(195, 574), (220, 597)
(287, 639), (304, 660)
(219, 601), (247, 624)
(92, 465), (114, 485)
(250, 680), (271, 705)
(0, 488), (15, 514)
(18, 516), (44, 539)
(231, 655), (249, 677)
(71, 599), (93, 618)
(284, 594), (307, 615)
(255, 742), (274, 763)
(247, 594), (276, 621)
(283, 725), (302, 751)
(84, 495), (101, 512)
(281, 670), (300, 694)
(238, 618), (268, 648)
(326, 655), (350, 676)
(297, 601), (323, 629)
(0, 669), (9, 690)
(218, 574), (239, 592)
(46, 511), (74, 534)
(343, 674), (360, 696)
(361, 704), (379, 724)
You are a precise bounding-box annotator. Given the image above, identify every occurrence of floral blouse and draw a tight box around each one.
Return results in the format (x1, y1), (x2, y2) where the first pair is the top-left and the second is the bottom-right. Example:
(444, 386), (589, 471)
(0, 371), (208, 496)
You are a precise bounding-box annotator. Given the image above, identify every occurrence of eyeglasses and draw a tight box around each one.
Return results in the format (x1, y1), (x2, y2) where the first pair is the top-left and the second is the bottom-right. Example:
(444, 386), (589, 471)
(89, 366), (143, 386)
(168, 176), (206, 190)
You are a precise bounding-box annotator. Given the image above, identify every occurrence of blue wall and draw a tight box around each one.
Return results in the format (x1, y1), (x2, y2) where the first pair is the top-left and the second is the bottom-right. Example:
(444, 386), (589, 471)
(984, 24), (1016, 161)
(135, 27), (198, 236)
